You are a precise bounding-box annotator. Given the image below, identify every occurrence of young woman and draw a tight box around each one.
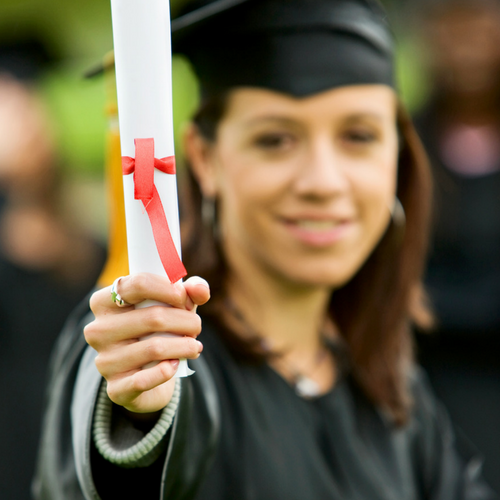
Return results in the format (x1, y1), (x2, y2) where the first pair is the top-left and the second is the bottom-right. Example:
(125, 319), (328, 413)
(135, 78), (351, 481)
(34, 0), (497, 499)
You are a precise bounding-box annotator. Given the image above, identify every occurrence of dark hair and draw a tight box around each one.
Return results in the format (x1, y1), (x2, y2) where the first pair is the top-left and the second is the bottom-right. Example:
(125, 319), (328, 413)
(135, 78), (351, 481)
(180, 92), (433, 425)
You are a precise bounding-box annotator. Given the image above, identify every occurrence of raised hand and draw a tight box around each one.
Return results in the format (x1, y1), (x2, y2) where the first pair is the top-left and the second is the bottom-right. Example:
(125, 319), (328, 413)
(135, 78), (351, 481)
(84, 274), (210, 414)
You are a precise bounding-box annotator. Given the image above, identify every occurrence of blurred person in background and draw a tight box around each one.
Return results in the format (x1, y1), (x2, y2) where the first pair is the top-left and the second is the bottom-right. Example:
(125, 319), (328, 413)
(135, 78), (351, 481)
(0, 39), (106, 499)
(411, 0), (500, 491)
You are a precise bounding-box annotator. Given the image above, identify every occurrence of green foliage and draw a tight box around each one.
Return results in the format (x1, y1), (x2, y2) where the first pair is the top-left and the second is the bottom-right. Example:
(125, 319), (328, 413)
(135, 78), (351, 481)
(172, 55), (200, 156)
(395, 35), (431, 113)
(39, 67), (107, 175)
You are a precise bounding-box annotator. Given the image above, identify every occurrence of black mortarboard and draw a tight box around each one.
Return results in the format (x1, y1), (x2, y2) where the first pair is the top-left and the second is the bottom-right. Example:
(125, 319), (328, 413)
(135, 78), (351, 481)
(171, 0), (396, 97)
(0, 38), (55, 81)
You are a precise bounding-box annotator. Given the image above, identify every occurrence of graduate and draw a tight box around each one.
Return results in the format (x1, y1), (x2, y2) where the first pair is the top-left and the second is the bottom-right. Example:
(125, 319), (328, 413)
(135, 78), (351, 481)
(34, 0), (497, 498)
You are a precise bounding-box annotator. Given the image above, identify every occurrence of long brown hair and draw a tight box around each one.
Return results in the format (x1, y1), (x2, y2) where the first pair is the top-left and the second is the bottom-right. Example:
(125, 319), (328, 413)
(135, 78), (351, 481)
(180, 93), (433, 425)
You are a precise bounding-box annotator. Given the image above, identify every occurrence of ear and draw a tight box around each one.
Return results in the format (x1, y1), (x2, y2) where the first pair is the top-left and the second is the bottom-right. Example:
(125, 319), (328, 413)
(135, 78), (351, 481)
(183, 123), (218, 198)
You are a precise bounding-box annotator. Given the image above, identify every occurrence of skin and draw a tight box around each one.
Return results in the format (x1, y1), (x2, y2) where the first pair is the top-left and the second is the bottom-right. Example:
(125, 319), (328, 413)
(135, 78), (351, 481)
(85, 84), (399, 415)
(0, 77), (56, 199)
(0, 77), (103, 282)
(427, 4), (500, 98)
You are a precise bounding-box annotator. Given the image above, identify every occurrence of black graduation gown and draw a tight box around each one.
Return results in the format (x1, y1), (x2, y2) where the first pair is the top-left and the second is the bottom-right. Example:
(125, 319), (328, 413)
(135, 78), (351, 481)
(33, 298), (497, 500)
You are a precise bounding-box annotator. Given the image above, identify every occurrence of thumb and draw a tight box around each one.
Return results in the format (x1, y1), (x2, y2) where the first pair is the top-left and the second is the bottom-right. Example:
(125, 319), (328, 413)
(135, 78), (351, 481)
(183, 276), (211, 312)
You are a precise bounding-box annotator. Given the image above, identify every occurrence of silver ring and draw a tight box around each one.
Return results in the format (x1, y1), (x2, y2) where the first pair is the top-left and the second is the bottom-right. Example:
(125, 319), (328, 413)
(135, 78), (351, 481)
(111, 277), (130, 307)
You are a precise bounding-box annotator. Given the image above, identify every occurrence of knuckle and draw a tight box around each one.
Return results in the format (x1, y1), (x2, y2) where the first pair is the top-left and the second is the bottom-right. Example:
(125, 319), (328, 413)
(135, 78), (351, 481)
(156, 361), (176, 381)
(88, 292), (99, 313)
(94, 353), (112, 378)
(89, 287), (110, 313)
(144, 337), (166, 359)
(144, 307), (166, 332)
(128, 273), (151, 297)
(83, 322), (99, 348)
(129, 372), (150, 394)
(106, 383), (122, 405)
(94, 353), (105, 373)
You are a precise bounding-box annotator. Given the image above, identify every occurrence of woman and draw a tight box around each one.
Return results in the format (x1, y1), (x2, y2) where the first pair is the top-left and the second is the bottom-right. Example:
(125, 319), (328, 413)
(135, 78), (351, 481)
(34, 0), (497, 499)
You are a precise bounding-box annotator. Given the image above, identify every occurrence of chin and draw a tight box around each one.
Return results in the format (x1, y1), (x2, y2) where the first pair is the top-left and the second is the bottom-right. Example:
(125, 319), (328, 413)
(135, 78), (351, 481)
(279, 262), (360, 290)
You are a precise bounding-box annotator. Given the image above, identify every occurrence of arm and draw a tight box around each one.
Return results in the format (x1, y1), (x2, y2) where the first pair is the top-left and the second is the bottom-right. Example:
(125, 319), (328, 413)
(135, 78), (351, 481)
(33, 274), (217, 500)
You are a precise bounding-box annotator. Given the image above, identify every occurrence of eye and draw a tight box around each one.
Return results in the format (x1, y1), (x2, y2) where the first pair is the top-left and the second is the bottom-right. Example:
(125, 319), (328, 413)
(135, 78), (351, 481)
(253, 132), (295, 151)
(341, 128), (379, 145)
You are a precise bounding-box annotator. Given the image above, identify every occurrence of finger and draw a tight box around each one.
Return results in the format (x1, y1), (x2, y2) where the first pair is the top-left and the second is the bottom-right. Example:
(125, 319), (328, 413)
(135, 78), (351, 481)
(84, 306), (202, 349)
(183, 276), (211, 312)
(95, 335), (203, 378)
(90, 273), (188, 315)
(106, 362), (179, 410)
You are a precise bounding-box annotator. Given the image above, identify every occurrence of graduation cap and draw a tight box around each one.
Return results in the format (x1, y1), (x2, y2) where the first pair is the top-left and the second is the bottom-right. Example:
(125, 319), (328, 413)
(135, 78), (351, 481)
(171, 0), (396, 97)
(0, 37), (56, 81)
(87, 0), (395, 97)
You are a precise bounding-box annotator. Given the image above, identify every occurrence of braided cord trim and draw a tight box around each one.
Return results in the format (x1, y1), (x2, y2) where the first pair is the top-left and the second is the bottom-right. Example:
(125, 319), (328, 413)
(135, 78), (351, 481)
(93, 378), (181, 468)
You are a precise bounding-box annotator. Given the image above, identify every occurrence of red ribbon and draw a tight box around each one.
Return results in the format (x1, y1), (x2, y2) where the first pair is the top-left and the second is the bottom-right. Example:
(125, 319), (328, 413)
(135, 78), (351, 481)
(122, 138), (187, 283)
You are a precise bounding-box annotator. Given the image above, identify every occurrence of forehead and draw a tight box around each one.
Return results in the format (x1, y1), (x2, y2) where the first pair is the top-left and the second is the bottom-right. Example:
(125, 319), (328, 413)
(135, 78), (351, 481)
(222, 85), (397, 124)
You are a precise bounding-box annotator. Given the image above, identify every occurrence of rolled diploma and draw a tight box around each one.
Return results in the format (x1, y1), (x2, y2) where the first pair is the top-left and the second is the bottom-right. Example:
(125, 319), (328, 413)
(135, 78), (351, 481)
(111, 0), (193, 377)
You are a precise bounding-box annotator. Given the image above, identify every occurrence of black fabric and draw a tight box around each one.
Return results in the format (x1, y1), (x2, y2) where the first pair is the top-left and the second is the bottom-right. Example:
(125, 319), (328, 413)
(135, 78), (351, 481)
(34, 300), (497, 500)
(32, 297), (96, 500)
(414, 106), (500, 336)
(413, 101), (500, 494)
(0, 252), (105, 500)
(171, 0), (395, 97)
(176, 323), (496, 500)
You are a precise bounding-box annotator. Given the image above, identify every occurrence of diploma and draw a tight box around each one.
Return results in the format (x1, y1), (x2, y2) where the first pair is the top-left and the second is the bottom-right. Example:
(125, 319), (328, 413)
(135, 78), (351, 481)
(110, 0), (193, 377)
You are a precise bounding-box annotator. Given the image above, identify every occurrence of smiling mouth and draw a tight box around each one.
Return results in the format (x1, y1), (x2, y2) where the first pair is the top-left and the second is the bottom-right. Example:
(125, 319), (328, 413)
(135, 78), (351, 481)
(281, 217), (353, 246)
(293, 219), (344, 230)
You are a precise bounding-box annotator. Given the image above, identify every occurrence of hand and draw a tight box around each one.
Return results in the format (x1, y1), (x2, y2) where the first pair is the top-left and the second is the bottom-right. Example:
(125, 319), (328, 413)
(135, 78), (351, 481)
(84, 274), (210, 414)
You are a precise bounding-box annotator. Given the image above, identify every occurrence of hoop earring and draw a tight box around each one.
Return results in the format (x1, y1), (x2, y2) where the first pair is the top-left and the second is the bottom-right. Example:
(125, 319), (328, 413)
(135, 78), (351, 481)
(391, 197), (406, 230)
(202, 195), (219, 241)
(202, 196), (215, 228)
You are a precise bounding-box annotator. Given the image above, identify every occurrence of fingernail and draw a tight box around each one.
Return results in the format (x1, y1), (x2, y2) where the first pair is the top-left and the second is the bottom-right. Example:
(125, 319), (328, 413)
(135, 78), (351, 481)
(190, 277), (209, 289)
(196, 340), (203, 352)
(170, 359), (180, 369)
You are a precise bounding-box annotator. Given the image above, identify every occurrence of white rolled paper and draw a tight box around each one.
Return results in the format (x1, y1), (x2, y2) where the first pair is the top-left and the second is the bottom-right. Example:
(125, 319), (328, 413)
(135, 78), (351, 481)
(111, 0), (193, 377)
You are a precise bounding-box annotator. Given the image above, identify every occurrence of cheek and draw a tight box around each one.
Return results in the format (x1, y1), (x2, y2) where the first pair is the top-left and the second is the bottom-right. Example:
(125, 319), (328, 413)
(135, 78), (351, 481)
(213, 157), (271, 241)
(353, 157), (398, 235)
(214, 151), (292, 215)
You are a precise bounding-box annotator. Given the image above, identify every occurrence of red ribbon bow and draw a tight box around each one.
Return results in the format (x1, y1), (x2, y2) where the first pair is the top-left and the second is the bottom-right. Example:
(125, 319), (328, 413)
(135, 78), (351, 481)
(122, 138), (187, 283)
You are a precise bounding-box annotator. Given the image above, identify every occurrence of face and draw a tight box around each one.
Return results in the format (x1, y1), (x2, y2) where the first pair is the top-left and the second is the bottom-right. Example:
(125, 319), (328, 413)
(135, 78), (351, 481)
(190, 85), (399, 289)
(429, 6), (500, 93)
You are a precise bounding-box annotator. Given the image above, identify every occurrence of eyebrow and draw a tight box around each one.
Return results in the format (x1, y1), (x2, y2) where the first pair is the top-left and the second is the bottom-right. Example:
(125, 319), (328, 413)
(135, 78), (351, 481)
(343, 112), (386, 123)
(243, 112), (386, 128)
(243, 116), (301, 128)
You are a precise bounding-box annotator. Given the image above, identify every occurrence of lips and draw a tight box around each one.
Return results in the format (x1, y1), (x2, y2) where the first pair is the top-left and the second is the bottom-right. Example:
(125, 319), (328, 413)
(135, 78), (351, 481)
(294, 219), (344, 230)
(281, 216), (354, 246)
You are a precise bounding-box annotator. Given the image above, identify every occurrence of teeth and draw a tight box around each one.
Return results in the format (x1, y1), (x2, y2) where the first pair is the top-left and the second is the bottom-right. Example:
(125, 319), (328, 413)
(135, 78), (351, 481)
(295, 220), (339, 230)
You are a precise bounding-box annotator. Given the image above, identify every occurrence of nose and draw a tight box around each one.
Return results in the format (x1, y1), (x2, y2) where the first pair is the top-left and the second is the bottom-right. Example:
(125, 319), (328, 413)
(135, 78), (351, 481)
(293, 138), (349, 199)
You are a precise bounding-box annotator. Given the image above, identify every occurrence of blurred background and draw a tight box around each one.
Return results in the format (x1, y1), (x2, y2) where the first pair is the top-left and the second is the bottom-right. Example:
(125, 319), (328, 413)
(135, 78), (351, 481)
(0, 2), (198, 499)
(0, 0), (498, 498)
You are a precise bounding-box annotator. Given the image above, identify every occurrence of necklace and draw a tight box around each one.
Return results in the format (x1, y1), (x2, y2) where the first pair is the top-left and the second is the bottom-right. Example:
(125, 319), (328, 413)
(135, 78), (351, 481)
(275, 345), (331, 399)
(294, 374), (323, 399)
(224, 298), (336, 398)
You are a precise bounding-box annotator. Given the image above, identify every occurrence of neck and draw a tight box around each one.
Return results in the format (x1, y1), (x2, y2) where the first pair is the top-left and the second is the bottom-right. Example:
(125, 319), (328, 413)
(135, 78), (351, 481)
(223, 241), (337, 396)
(225, 251), (332, 356)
